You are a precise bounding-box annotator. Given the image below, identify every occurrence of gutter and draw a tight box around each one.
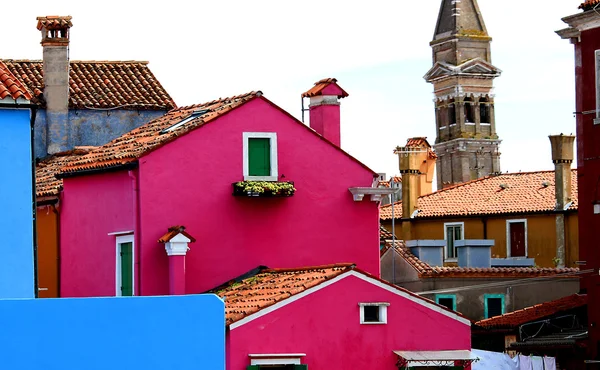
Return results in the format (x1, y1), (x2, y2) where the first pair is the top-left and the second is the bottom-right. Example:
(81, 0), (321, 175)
(57, 162), (138, 179)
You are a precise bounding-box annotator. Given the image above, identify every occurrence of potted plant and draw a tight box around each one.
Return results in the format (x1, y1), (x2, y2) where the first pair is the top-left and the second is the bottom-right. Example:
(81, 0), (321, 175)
(232, 181), (296, 197)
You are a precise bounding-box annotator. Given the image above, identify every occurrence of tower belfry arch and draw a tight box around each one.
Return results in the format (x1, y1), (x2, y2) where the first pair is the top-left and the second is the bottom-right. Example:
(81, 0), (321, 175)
(425, 0), (502, 189)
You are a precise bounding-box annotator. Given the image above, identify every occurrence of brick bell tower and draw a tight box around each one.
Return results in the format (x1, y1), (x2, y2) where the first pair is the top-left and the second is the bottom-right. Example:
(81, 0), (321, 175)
(424, 0), (502, 189)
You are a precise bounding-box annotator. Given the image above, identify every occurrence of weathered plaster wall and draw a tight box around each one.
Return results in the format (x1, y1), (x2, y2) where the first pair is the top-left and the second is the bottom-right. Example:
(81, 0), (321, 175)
(0, 108), (34, 299)
(34, 109), (165, 158)
(138, 98), (379, 295)
(228, 273), (470, 370)
(60, 170), (134, 297)
(36, 204), (59, 298)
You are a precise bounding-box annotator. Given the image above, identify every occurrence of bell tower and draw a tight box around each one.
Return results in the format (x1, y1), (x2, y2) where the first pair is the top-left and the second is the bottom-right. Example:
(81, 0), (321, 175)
(424, 0), (502, 189)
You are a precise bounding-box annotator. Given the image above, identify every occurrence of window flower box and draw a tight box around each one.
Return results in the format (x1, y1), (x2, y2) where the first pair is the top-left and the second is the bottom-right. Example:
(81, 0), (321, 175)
(232, 181), (295, 197)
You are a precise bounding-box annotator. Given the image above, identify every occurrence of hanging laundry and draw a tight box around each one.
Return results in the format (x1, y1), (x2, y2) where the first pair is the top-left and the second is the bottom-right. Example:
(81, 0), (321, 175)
(471, 349), (518, 370)
(519, 354), (533, 370)
(531, 356), (544, 370)
(543, 356), (557, 370)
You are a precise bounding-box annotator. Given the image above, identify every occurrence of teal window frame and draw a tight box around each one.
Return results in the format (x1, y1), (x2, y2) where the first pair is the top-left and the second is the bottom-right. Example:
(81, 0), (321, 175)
(484, 294), (505, 319)
(435, 294), (457, 311)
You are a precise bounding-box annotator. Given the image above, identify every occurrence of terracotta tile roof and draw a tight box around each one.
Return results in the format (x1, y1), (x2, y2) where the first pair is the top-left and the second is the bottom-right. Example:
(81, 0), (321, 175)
(380, 170), (578, 220)
(157, 225), (196, 243)
(0, 61), (33, 101)
(384, 241), (580, 278)
(1, 60), (175, 110)
(216, 263), (467, 326)
(61, 91), (261, 175)
(403, 137), (437, 160)
(301, 78), (349, 98)
(378, 176), (402, 188)
(580, 0), (600, 10)
(380, 225), (395, 242)
(476, 294), (587, 329)
(217, 264), (354, 325)
(36, 146), (95, 198)
(36, 16), (73, 30)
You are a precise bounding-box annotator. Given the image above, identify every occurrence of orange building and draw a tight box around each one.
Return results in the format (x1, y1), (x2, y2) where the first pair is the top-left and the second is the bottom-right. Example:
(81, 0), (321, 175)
(35, 147), (92, 297)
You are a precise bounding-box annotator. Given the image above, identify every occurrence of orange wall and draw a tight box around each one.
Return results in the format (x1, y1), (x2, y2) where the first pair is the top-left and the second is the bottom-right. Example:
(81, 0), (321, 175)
(383, 212), (579, 268)
(36, 204), (59, 298)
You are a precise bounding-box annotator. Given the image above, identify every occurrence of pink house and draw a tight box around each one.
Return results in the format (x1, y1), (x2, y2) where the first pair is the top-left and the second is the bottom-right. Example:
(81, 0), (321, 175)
(59, 80), (385, 297)
(220, 264), (474, 369)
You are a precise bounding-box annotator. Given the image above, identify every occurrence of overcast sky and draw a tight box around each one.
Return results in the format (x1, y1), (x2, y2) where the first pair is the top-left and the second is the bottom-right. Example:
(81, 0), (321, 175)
(2, 0), (582, 183)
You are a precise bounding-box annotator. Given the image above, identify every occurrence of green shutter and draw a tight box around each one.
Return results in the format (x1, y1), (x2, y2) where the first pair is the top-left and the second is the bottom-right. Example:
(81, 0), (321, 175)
(294, 366), (308, 370)
(248, 138), (271, 176)
(120, 242), (133, 296)
(246, 366), (260, 370)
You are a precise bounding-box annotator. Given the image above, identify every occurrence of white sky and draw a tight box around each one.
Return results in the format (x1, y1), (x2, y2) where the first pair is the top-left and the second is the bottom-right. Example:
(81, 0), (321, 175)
(2, 0), (581, 181)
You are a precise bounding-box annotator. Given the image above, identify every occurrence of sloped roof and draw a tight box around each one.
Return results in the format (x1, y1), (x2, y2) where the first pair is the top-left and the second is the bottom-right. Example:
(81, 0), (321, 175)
(380, 225), (395, 242)
(0, 61), (33, 101)
(380, 170), (578, 220)
(402, 136), (437, 160)
(1, 60), (175, 110)
(215, 263), (468, 326)
(476, 294), (587, 329)
(157, 225), (196, 243)
(61, 92), (261, 174)
(580, 0), (600, 10)
(382, 241), (579, 279)
(301, 78), (349, 98)
(36, 146), (95, 198)
(36, 16), (73, 30)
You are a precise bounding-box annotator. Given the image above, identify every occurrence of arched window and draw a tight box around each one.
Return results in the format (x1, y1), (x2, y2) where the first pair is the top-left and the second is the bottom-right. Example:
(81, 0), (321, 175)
(464, 97), (474, 123)
(448, 99), (456, 125)
(480, 97), (491, 123)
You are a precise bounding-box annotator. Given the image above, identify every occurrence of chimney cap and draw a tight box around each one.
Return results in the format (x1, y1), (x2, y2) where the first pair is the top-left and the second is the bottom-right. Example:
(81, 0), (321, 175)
(302, 78), (349, 98)
(36, 16), (73, 31)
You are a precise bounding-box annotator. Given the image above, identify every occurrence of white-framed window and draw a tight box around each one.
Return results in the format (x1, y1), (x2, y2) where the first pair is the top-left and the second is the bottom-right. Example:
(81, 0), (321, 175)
(248, 354), (306, 368)
(115, 234), (134, 296)
(595, 50), (600, 124)
(243, 132), (278, 181)
(444, 222), (464, 260)
(359, 302), (389, 324)
(506, 219), (528, 258)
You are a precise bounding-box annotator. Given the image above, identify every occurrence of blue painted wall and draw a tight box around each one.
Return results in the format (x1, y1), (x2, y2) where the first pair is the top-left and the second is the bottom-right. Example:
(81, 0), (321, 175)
(0, 294), (225, 370)
(34, 109), (166, 158)
(0, 108), (34, 299)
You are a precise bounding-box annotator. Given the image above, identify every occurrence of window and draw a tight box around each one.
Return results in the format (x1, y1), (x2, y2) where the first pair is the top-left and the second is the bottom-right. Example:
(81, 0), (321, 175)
(248, 354), (306, 369)
(359, 302), (389, 324)
(116, 234), (134, 296)
(507, 219), (527, 258)
(160, 110), (209, 134)
(448, 99), (456, 125)
(480, 97), (490, 123)
(464, 97), (474, 123)
(444, 222), (464, 260)
(247, 366), (306, 370)
(484, 294), (505, 319)
(596, 50), (600, 124)
(243, 132), (278, 181)
(436, 294), (457, 311)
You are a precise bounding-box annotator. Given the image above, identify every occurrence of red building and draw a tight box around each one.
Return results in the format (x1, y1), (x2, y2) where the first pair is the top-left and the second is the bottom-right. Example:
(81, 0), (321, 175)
(558, 0), (600, 362)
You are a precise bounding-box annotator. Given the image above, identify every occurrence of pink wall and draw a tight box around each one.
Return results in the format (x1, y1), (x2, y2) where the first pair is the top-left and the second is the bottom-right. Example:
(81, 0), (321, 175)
(309, 104), (341, 147)
(61, 170), (135, 297)
(137, 97), (379, 295)
(228, 273), (471, 370)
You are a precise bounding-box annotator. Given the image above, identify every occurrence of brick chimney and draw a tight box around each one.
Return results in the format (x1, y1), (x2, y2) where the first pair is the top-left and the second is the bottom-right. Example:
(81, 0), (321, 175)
(549, 134), (575, 210)
(302, 78), (349, 147)
(37, 16), (72, 155)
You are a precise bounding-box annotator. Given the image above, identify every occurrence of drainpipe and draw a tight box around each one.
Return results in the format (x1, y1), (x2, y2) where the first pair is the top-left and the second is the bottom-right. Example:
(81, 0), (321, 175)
(128, 170), (141, 296)
(51, 202), (60, 297)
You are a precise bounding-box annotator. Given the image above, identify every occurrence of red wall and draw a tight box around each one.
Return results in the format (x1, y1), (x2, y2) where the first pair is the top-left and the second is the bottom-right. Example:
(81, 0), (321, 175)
(60, 97), (379, 296)
(228, 273), (471, 369)
(60, 170), (134, 297)
(575, 26), (600, 358)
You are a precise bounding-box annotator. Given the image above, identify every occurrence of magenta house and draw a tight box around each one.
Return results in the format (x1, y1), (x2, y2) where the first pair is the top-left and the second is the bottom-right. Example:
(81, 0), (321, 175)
(57, 79), (474, 368)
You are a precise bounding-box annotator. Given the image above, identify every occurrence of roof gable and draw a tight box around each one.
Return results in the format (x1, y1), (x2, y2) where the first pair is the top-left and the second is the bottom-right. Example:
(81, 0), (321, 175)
(1, 60), (175, 110)
(424, 58), (501, 81)
(301, 78), (349, 98)
(380, 170), (578, 219)
(218, 264), (470, 329)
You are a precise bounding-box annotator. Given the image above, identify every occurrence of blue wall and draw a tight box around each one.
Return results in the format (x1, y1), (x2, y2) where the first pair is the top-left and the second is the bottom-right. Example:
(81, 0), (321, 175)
(0, 108), (34, 298)
(0, 294), (225, 370)
(34, 109), (166, 158)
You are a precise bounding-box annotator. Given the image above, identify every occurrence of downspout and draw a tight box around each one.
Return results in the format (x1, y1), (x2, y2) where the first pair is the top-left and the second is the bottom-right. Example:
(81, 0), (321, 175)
(128, 170), (141, 296)
(51, 203), (60, 297)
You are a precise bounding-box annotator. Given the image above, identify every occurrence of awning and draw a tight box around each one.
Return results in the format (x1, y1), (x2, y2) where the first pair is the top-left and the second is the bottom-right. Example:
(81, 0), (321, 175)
(394, 350), (478, 368)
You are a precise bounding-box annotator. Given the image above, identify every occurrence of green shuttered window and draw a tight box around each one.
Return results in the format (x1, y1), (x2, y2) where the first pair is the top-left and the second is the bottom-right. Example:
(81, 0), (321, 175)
(248, 138), (271, 176)
(246, 366), (307, 369)
(120, 242), (133, 296)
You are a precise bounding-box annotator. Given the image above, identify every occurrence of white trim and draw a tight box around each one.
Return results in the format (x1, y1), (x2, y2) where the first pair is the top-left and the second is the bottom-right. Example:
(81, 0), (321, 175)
(506, 219), (528, 258)
(594, 203), (600, 214)
(229, 270), (470, 330)
(443, 222), (464, 260)
(243, 132), (278, 181)
(115, 234), (135, 296)
(107, 230), (134, 236)
(249, 354), (305, 365)
(359, 302), (389, 324)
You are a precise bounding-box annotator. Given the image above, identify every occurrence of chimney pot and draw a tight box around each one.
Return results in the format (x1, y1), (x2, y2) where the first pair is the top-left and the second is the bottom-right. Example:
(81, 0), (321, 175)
(548, 135), (575, 210)
(302, 78), (348, 147)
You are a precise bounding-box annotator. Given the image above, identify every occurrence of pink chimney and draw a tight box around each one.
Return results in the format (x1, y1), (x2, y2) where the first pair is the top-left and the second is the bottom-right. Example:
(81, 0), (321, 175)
(158, 226), (196, 295)
(302, 78), (349, 147)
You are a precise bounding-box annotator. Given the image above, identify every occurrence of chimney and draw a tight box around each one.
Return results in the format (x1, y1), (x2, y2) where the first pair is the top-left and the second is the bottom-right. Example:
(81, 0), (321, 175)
(406, 240), (445, 266)
(549, 134), (575, 210)
(397, 146), (422, 240)
(159, 226), (195, 295)
(404, 137), (437, 196)
(37, 16), (72, 155)
(456, 240), (494, 268)
(302, 78), (349, 147)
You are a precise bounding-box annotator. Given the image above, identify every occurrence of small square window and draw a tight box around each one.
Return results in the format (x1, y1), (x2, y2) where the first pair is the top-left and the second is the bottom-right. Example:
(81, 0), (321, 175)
(243, 132), (278, 181)
(484, 294), (505, 319)
(436, 294), (457, 311)
(359, 302), (389, 324)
